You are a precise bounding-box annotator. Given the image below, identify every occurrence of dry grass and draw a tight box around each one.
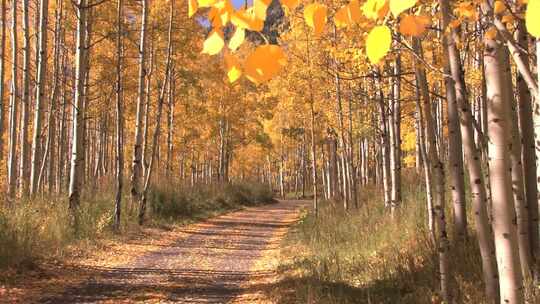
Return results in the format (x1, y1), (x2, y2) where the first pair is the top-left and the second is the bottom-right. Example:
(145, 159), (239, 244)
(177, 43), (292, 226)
(0, 178), (275, 274)
(269, 172), (540, 303)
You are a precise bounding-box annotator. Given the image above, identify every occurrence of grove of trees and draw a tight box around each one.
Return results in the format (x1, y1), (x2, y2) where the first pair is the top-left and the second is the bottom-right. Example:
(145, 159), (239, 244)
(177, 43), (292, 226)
(1, 0), (540, 303)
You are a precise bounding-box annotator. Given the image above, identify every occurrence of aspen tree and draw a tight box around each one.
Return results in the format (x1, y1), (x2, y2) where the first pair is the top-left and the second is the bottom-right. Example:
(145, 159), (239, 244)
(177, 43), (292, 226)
(439, 0), (499, 300)
(68, 0), (88, 229)
(514, 5), (539, 278)
(7, 0), (18, 199)
(139, 0), (173, 225)
(413, 38), (451, 302)
(439, 39), (467, 240)
(19, 0), (31, 196)
(482, 2), (524, 302)
(30, 0), (49, 195)
(114, 0), (124, 231)
(375, 69), (391, 209)
(131, 0), (149, 208)
(0, 0), (5, 161)
(389, 56), (402, 214)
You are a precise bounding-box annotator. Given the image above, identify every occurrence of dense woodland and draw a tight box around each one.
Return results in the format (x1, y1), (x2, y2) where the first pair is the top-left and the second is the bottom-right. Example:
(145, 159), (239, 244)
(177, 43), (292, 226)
(1, 0), (540, 303)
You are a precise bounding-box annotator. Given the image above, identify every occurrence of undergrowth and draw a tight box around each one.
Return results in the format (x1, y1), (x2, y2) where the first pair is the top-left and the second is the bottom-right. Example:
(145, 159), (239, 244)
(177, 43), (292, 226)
(272, 172), (539, 303)
(0, 179), (274, 272)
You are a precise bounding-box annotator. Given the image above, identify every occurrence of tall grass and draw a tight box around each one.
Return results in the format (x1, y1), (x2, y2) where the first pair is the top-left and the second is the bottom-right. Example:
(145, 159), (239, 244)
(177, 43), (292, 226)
(274, 171), (538, 303)
(0, 179), (274, 271)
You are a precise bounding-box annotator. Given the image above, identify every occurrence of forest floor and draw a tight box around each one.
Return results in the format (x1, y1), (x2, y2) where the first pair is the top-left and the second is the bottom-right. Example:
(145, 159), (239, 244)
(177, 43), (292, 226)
(1, 200), (309, 303)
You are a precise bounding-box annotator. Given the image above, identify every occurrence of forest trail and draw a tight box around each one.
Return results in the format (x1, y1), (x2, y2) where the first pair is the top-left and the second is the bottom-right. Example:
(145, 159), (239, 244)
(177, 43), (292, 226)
(34, 200), (307, 304)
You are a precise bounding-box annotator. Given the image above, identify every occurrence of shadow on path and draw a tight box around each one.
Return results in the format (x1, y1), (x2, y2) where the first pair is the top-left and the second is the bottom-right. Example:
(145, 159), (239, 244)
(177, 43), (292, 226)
(39, 200), (308, 303)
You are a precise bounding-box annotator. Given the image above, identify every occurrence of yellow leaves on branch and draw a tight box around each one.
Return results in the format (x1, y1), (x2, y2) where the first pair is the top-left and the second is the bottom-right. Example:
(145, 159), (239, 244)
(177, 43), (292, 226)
(254, 0), (272, 20)
(198, 0), (218, 8)
(362, 0), (419, 20)
(526, 0), (540, 37)
(362, 0), (389, 20)
(202, 30), (225, 55)
(231, 9), (264, 31)
(245, 45), (287, 84)
(366, 25), (392, 64)
(228, 27), (245, 52)
(334, 0), (361, 28)
(209, 4), (232, 28)
(189, 0), (198, 17)
(389, 0), (417, 17)
(281, 0), (299, 12)
(304, 3), (327, 37)
(399, 14), (430, 37)
(225, 52), (242, 83)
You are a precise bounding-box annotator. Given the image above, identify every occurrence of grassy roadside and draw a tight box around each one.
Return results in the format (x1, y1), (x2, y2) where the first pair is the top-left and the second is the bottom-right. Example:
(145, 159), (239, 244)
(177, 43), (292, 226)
(268, 173), (540, 304)
(0, 180), (275, 275)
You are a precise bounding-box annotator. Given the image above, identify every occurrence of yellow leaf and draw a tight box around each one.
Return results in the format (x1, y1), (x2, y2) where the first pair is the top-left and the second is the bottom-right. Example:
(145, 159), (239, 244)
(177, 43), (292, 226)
(198, 0), (218, 8)
(228, 27), (245, 51)
(189, 0), (198, 17)
(526, 0), (540, 37)
(281, 0), (299, 12)
(244, 45), (287, 83)
(399, 14), (430, 36)
(334, 0), (361, 28)
(231, 9), (264, 31)
(304, 3), (327, 37)
(254, 0), (272, 20)
(202, 30), (224, 55)
(225, 52), (242, 83)
(362, 0), (389, 20)
(389, 0), (417, 17)
(366, 25), (392, 64)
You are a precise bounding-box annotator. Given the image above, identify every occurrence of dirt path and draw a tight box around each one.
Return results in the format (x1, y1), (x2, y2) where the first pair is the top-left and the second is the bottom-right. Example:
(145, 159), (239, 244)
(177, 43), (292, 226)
(36, 200), (307, 303)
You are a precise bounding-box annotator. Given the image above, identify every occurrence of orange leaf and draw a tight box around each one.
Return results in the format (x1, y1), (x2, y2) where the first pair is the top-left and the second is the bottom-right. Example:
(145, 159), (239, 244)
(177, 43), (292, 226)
(231, 9), (264, 31)
(189, 0), (198, 17)
(244, 45), (287, 83)
(304, 3), (327, 36)
(399, 14), (430, 36)
(334, 0), (361, 28)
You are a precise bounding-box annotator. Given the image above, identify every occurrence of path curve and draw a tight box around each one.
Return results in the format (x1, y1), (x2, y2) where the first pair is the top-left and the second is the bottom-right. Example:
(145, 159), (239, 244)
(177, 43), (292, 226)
(39, 200), (307, 303)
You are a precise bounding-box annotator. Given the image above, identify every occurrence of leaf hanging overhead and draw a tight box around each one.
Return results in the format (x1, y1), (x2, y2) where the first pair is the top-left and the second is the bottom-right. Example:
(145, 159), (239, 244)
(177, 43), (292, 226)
(304, 3), (327, 37)
(526, 0), (540, 37)
(281, 0), (299, 12)
(389, 0), (416, 17)
(189, 0), (198, 17)
(334, 0), (361, 28)
(361, 0), (388, 20)
(198, 0), (218, 8)
(202, 30), (225, 55)
(399, 15), (430, 37)
(225, 52), (242, 83)
(228, 27), (245, 52)
(231, 9), (264, 31)
(245, 45), (287, 84)
(254, 0), (272, 20)
(366, 25), (392, 64)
